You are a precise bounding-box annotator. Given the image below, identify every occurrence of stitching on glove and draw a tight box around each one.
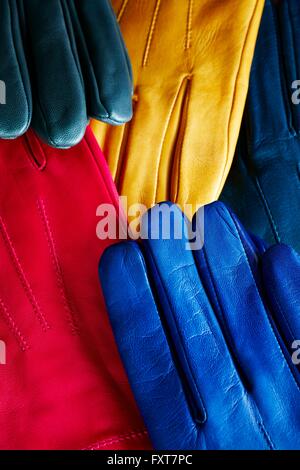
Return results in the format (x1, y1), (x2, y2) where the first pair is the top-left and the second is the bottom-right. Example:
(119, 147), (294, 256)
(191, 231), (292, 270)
(143, 0), (161, 67)
(0, 296), (29, 351)
(117, 0), (129, 22)
(36, 198), (79, 335)
(83, 429), (149, 450)
(254, 176), (281, 243)
(185, 0), (193, 50)
(0, 214), (49, 332)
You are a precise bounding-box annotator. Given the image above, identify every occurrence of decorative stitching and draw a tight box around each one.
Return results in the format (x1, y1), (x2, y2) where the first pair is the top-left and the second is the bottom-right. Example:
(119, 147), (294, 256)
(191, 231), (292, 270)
(254, 176), (281, 243)
(185, 0), (193, 50)
(0, 215), (49, 331)
(83, 429), (148, 450)
(143, 0), (161, 67)
(36, 199), (79, 335)
(117, 0), (129, 22)
(0, 296), (29, 351)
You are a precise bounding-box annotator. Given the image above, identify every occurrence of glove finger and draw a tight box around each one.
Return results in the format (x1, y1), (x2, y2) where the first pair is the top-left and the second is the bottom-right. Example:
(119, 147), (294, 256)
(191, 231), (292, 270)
(192, 202), (300, 449)
(278, 0), (300, 134)
(99, 242), (197, 450)
(69, 0), (133, 125)
(140, 203), (270, 448)
(247, 0), (291, 146)
(23, 0), (87, 148)
(0, 0), (31, 138)
(262, 244), (300, 359)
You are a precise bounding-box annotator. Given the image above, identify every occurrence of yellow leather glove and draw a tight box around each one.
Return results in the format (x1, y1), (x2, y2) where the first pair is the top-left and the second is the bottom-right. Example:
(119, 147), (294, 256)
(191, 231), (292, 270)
(92, 0), (264, 215)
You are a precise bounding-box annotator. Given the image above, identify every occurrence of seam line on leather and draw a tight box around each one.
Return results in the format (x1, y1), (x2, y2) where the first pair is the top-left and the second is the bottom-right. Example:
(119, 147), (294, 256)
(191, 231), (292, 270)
(0, 295), (29, 351)
(254, 176), (281, 243)
(37, 198), (79, 335)
(0, 214), (49, 331)
(83, 429), (149, 450)
(185, 0), (193, 50)
(117, 0), (129, 23)
(142, 0), (161, 67)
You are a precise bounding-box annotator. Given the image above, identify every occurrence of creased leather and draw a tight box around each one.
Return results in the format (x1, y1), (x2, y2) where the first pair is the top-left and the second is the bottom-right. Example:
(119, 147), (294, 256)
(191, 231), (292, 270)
(92, 0), (264, 213)
(0, 0), (133, 149)
(221, 0), (300, 253)
(99, 201), (300, 450)
(0, 127), (150, 450)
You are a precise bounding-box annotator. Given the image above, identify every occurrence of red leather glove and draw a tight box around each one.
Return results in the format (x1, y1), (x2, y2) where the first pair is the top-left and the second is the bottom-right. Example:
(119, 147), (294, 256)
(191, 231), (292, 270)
(0, 127), (150, 450)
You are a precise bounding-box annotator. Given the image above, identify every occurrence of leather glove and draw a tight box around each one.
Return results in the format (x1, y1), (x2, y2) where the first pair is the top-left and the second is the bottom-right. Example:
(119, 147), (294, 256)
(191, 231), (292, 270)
(0, 0), (132, 149)
(92, 0), (264, 213)
(221, 0), (300, 253)
(99, 201), (300, 450)
(0, 127), (150, 450)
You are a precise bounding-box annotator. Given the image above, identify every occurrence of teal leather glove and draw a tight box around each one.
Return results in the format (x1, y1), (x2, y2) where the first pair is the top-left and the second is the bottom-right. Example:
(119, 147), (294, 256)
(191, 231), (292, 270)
(221, 0), (300, 253)
(0, 0), (132, 148)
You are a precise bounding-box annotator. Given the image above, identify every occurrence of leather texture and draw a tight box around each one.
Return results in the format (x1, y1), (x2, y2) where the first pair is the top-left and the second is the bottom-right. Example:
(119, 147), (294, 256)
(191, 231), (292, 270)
(99, 201), (300, 450)
(92, 0), (264, 213)
(221, 0), (300, 254)
(0, 0), (133, 148)
(0, 127), (151, 450)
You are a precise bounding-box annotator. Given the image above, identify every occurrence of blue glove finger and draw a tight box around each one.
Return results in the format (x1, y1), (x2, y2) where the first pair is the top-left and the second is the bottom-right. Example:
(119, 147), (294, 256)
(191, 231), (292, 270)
(140, 203), (270, 449)
(23, 0), (87, 148)
(0, 0), (32, 138)
(192, 202), (300, 449)
(70, 0), (133, 125)
(262, 244), (300, 357)
(99, 242), (197, 450)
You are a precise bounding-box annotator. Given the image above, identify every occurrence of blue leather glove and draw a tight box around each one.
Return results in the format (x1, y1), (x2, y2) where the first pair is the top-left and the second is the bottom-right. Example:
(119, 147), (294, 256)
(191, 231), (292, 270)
(0, 0), (132, 148)
(221, 0), (300, 253)
(99, 201), (300, 450)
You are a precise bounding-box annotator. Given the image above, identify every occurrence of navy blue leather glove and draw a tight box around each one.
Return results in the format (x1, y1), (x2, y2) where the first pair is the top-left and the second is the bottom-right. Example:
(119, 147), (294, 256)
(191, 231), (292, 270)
(0, 0), (132, 148)
(99, 201), (300, 450)
(221, 0), (300, 254)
